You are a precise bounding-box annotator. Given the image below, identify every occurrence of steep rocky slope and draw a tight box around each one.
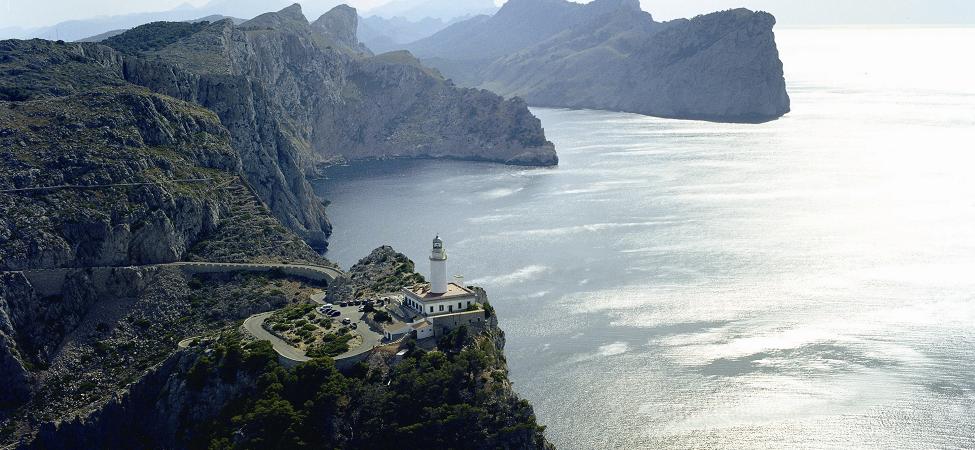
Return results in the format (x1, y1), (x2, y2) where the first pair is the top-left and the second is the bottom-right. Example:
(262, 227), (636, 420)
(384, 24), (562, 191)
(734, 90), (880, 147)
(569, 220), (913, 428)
(2, 4), (557, 251)
(30, 324), (549, 449)
(0, 76), (323, 269)
(407, 0), (791, 122)
(3, 248), (549, 449)
(0, 266), (324, 447)
(100, 5), (556, 246)
(326, 246), (426, 302)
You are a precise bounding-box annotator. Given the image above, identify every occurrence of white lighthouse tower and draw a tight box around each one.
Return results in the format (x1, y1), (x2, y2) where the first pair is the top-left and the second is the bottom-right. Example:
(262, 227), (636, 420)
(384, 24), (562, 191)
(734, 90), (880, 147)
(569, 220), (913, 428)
(430, 235), (448, 294)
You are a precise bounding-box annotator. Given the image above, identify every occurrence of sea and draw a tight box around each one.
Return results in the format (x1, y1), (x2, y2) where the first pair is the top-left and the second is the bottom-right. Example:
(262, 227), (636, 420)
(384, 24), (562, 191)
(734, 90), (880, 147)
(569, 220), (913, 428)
(316, 27), (975, 449)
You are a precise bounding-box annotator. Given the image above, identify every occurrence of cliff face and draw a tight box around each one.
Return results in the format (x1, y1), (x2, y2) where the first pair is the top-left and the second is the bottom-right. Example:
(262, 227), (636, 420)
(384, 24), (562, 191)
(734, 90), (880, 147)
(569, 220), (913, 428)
(30, 309), (549, 450)
(326, 245), (426, 302)
(0, 273), (34, 407)
(0, 84), (230, 269)
(2, 5), (557, 253)
(0, 40), (329, 269)
(89, 4), (556, 245)
(408, 0), (791, 122)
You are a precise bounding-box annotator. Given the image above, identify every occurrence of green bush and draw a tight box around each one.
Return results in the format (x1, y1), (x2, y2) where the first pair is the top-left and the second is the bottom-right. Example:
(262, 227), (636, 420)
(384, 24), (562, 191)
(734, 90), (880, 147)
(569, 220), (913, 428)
(373, 311), (392, 323)
(305, 333), (354, 358)
(483, 301), (495, 319)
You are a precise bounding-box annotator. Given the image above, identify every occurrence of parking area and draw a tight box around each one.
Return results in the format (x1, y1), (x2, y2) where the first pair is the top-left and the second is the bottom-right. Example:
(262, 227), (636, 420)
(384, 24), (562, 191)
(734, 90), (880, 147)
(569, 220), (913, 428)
(314, 298), (390, 358)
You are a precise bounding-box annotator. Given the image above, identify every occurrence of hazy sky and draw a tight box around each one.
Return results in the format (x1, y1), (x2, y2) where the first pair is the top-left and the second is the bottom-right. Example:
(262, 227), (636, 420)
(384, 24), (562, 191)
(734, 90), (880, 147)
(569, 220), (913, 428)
(3, 0), (974, 29)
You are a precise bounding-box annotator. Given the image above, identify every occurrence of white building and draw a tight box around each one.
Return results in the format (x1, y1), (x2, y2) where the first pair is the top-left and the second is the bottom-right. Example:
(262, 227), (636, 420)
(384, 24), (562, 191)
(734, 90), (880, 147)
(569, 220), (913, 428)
(402, 236), (478, 317)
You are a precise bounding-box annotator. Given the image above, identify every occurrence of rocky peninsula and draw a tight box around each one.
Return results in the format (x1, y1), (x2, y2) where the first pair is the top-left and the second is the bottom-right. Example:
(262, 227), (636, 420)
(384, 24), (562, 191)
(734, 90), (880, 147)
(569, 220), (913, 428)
(0, 4), (554, 447)
(407, 0), (791, 123)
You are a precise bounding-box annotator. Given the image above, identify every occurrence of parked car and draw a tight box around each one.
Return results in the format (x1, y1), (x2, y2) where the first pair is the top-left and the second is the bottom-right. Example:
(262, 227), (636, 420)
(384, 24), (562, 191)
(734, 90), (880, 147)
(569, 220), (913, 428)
(353, 300), (362, 306)
(340, 302), (348, 307)
(357, 306), (365, 312)
(341, 318), (351, 325)
(350, 323), (358, 330)
(329, 310), (341, 317)
(324, 303), (334, 308)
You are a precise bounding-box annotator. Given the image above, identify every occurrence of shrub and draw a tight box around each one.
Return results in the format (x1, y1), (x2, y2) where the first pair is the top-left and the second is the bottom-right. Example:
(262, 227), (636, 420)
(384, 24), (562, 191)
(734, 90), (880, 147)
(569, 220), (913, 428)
(373, 311), (392, 323)
(482, 301), (495, 319)
(305, 333), (354, 358)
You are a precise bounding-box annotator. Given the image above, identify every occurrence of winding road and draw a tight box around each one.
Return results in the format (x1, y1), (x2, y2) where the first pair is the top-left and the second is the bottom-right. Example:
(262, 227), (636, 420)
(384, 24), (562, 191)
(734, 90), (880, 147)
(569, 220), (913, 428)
(242, 312), (311, 364)
(4, 260), (345, 364)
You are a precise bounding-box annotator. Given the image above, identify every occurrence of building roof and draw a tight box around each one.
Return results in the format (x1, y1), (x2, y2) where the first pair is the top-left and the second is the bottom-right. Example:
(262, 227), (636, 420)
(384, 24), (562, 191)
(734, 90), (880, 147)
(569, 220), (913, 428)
(403, 282), (476, 302)
(387, 324), (411, 335)
(412, 320), (432, 330)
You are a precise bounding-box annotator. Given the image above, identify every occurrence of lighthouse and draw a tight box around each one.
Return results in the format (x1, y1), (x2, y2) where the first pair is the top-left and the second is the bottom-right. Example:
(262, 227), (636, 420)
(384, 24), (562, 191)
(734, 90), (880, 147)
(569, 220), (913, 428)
(430, 235), (448, 294)
(402, 235), (478, 317)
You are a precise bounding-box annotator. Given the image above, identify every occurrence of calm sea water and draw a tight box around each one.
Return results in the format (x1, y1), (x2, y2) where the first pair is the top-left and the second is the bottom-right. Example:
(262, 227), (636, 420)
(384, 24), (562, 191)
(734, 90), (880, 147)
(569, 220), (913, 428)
(317, 28), (975, 449)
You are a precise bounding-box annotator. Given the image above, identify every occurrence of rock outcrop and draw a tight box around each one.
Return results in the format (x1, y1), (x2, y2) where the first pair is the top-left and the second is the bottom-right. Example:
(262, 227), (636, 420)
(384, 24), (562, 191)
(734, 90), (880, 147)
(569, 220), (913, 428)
(0, 86), (230, 269)
(0, 273), (34, 408)
(407, 0), (791, 122)
(2, 4), (557, 253)
(312, 5), (371, 54)
(28, 268), (549, 449)
(326, 245), (426, 302)
(92, 4), (556, 245)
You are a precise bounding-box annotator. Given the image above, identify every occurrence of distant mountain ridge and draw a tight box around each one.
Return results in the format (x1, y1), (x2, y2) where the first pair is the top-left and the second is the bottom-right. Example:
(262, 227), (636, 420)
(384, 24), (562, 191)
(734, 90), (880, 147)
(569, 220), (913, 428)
(357, 15), (457, 54)
(370, 0), (498, 21)
(407, 0), (791, 123)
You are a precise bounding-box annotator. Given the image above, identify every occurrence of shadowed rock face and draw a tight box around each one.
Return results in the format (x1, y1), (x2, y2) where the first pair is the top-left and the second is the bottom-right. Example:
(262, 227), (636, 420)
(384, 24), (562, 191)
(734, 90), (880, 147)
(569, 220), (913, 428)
(407, 0), (791, 123)
(1, 4), (557, 251)
(105, 4), (556, 245)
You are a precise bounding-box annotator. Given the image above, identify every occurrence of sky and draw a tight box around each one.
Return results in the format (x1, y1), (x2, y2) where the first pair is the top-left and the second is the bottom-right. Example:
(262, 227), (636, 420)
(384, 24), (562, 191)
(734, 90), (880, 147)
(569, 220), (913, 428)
(3, 0), (975, 30)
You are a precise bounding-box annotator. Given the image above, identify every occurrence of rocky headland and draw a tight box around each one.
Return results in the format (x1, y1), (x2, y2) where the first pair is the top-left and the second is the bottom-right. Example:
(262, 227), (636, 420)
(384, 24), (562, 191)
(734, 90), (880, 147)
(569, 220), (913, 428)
(406, 0), (791, 123)
(0, 6), (554, 445)
(2, 3), (557, 252)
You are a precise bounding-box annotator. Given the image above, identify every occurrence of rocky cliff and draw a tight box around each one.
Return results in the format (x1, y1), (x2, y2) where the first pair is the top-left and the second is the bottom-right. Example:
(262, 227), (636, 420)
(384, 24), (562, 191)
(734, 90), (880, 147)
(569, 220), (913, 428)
(0, 58), (324, 270)
(30, 324), (549, 449)
(0, 6), (555, 447)
(94, 4), (556, 246)
(0, 265), (321, 446)
(2, 4), (557, 253)
(407, 0), (791, 122)
(10, 249), (549, 449)
(325, 245), (426, 302)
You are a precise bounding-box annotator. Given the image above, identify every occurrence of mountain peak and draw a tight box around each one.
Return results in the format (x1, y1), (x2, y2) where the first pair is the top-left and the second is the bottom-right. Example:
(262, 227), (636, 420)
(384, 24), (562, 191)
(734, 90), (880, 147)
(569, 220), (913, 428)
(278, 3), (306, 20)
(585, 0), (648, 20)
(242, 3), (308, 28)
(311, 5), (362, 51)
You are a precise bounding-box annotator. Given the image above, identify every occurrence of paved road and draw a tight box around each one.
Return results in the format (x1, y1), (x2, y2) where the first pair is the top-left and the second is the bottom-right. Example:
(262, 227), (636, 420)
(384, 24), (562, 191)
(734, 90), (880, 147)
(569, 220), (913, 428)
(173, 261), (343, 283)
(8, 261), (345, 298)
(5, 260), (348, 365)
(0, 178), (213, 194)
(310, 290), (327, 305)
(242, 312), (311, 364)
(330, 306), (385, 360)
(177, 337), (200, 349)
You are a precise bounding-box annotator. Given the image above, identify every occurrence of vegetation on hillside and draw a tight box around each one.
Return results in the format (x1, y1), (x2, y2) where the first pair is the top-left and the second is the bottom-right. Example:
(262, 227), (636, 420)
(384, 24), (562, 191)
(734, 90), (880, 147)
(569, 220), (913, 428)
(103, 21), (211, 55)
(189, 329), (549, 449)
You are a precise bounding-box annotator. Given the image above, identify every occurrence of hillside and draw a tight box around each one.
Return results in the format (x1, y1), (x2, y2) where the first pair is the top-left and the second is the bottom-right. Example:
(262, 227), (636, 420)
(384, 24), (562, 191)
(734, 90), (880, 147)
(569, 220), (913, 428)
(3, 4), (558, 252)
(407, 0), (791, 122)
(0, 6), (555, 446)
(103, 5), (556, 247)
